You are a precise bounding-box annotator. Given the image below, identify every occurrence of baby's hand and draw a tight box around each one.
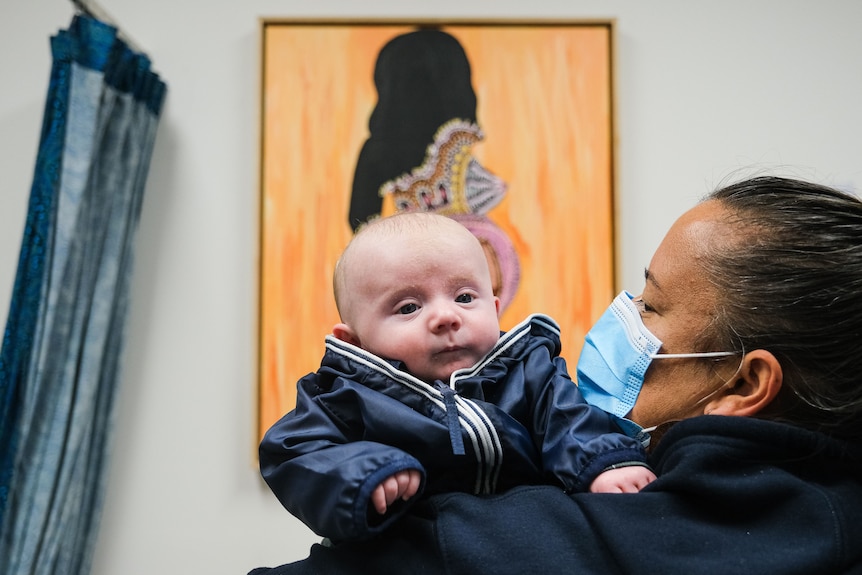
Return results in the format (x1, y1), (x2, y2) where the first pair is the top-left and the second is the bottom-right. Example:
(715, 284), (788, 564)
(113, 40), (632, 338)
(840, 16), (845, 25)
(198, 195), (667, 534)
(371, 469), (422, 514)
(590, 465), (656, 493)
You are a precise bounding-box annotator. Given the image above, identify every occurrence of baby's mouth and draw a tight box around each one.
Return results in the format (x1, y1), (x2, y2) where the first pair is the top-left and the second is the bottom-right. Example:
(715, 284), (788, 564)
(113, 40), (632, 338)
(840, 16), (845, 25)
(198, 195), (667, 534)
(435, 345), (465, 357)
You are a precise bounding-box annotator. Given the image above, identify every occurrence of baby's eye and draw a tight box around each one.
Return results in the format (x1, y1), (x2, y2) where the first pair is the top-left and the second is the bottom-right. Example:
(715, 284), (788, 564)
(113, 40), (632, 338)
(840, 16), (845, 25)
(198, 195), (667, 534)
(398, 303), (419, 315)
(455, 293), (474, 304)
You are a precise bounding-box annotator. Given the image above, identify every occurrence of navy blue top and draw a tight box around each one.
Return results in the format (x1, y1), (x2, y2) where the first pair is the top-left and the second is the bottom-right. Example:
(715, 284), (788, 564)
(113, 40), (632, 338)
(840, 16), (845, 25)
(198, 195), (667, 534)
(253, 415), (862, 574)
(260, 314), (647, 542)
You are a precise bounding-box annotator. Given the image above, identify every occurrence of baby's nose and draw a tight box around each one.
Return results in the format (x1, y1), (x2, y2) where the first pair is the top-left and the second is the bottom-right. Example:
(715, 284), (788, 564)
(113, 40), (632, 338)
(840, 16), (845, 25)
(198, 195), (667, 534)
(431, 305), (462, 331)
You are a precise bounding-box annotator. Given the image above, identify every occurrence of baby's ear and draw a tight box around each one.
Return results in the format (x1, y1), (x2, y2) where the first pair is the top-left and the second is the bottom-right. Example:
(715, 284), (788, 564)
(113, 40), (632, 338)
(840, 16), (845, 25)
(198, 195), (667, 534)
(332, 323), (360, 346)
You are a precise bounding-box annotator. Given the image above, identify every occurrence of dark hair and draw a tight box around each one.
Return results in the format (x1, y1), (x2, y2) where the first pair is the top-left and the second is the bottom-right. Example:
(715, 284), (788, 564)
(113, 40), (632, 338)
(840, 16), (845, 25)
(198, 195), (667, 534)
(702, 176), (862, 440)
(349, 29), (478, 230)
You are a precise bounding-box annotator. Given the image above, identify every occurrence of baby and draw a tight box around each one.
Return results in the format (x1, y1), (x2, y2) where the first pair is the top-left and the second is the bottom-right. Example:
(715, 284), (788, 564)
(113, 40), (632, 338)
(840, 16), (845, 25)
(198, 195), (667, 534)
(260, 212), (654, 542)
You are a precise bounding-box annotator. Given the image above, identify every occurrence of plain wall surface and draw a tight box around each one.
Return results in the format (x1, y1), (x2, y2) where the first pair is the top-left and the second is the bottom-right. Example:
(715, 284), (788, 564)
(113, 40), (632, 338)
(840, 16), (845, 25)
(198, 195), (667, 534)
(1, 1), (861, 573)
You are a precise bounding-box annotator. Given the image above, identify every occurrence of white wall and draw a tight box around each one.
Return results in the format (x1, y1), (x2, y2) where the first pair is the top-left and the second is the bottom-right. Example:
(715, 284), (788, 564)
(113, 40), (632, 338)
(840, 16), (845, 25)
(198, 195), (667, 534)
(1, 1), (860, 573)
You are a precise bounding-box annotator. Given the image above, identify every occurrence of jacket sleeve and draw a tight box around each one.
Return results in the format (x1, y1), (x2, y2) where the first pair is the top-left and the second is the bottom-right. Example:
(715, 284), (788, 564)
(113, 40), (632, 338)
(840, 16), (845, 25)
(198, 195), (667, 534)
(527, 353), (648, 491)
(259, 373), (426, 542)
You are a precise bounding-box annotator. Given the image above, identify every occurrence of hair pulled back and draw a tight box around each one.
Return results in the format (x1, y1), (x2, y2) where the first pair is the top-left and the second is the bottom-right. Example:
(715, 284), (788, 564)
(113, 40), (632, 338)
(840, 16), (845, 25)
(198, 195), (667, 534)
(703, 176), (862, 441)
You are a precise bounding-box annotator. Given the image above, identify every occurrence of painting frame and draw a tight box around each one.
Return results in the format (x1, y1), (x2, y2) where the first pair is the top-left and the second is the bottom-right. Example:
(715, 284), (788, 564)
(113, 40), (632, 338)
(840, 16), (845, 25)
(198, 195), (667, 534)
(257, 18), (618, 441)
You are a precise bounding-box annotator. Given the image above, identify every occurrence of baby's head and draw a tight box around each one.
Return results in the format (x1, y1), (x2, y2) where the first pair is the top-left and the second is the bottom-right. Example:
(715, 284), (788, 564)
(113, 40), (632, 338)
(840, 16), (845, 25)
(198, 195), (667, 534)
(333, 212), (501, 383)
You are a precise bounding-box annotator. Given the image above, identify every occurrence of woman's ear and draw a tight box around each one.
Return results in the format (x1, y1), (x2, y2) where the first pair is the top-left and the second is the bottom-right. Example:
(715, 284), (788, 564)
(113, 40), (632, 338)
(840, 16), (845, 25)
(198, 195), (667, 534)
(706, 350), (783, 417)
(332, 323), (360, 346)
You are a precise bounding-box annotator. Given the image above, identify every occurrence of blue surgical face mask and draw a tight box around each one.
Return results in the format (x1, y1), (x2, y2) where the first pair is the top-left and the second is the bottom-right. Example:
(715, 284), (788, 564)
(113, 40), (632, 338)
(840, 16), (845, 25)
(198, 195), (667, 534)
(576, 291), (736, 436)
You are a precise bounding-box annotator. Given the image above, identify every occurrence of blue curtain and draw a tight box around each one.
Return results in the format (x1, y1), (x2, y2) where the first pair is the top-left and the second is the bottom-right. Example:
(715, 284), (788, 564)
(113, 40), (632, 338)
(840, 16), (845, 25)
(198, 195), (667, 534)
(0, 14), (166, 575)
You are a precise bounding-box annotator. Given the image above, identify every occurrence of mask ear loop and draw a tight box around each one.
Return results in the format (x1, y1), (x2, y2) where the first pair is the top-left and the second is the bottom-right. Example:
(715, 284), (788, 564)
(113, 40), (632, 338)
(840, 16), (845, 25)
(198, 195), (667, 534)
(695, 351), (747, 408)
(649, 351), (736, 359)
(640, 350), (747, 432)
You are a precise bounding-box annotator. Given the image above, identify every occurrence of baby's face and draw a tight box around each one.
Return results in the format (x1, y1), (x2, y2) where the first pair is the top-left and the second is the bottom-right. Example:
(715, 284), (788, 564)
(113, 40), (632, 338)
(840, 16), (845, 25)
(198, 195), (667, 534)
(345, 227), (501, 383)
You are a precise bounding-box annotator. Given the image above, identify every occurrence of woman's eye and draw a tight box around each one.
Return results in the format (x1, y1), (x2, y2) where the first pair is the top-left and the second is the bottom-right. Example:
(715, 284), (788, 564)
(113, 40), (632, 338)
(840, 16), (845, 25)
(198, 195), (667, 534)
(455, 293), (474, 304)
(634, 297), (655, 313)
(398, 303), (419, 315)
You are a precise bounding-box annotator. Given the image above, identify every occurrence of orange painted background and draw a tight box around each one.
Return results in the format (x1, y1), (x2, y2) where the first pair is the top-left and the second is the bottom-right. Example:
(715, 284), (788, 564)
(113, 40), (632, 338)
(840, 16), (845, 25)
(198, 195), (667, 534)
(259, 22), (615, 440)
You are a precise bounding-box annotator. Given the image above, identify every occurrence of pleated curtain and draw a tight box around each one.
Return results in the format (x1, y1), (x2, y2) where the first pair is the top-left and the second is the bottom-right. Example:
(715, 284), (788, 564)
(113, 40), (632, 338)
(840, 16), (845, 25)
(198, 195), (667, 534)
(0, 13), (166, 575)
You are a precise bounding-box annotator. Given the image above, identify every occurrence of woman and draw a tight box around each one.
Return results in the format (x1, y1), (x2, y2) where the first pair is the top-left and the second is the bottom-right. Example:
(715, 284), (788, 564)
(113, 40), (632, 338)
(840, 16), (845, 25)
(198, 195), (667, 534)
(251, 175), (862, 574)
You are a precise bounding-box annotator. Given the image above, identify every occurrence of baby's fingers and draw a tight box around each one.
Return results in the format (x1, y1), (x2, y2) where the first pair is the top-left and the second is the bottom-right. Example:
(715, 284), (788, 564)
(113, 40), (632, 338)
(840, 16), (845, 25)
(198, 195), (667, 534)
(371, 478), (396, 514)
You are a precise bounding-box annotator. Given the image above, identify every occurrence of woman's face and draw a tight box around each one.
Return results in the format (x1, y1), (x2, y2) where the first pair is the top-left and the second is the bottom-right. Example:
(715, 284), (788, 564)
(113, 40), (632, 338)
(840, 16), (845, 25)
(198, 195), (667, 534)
(628, 200), (741, 429)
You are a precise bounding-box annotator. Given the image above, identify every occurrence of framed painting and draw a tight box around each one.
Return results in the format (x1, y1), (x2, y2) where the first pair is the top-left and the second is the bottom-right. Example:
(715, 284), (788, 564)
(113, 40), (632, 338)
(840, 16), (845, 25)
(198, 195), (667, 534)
(258, 19), (617, 440)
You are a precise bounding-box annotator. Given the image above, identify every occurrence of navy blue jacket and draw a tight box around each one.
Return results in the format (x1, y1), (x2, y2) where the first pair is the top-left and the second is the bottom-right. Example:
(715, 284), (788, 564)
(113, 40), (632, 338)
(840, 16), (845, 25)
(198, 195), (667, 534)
(260, 314), (647, 542)
(251, 415), (862, 574)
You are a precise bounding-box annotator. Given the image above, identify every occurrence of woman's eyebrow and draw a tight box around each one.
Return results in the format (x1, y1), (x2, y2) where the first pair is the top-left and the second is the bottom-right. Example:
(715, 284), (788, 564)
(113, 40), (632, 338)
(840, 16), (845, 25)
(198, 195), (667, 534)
(643, 267), (661, 290)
